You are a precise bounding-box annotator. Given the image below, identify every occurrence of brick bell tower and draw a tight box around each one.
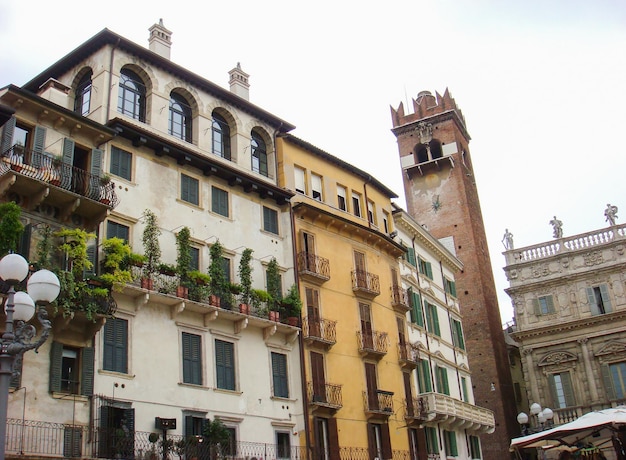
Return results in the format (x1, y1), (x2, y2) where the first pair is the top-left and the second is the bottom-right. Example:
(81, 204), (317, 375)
(391, 89), (518, 458)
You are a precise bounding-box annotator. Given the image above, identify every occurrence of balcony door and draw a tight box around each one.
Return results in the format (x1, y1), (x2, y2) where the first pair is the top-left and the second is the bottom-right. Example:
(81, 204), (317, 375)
(302, 231), (316, 271)
(365, 362), (378, 410)
(311, 351), (327, 403)
(360, 303), (373, 349)
(354, 251), (366, 288)
(306, 287), (321, 338)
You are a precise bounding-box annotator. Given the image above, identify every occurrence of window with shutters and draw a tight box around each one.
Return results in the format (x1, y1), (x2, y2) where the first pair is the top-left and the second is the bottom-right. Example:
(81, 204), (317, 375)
(251, 130), (268, 176)
(0, 119), (47, 167)
(263, 206), (279, 235)
(337, 185), (347, 211)
(534, 295), (555, 315)
(74, 71), (92, 116)
(367, 200), (376, 225)
(451, 318), (465, 350)
(99, 405), (135, 458)
(461, 376), (469, 402)
(211, 186), (229, 217)
(604, 362), (626, 400)
(271, 352), (289, 398)
(110, 146), (132, 181)
(548, 372), (576, 408)
(223, 426), (238, 457)
(435, 365), (450, 395)
(211, 111), (231, 159)
(444, 278), (457, 297)
(311, 173), (323, 201)
(182, 332), (202, 385)
(64, 426), (83, 457)
(169, 92), (192, 142)
(417, 256), (433, 280)
(417, 359), (432, 393)
(183, 413), (206, 437)
(424, 301), (441, 336)
(409, 288), (424, 327)
(103, 317), (128, 374)
(382, 210), (390, 234)
(189, 247), (200, 271)
(313, 417), (340, 460)
(118, 68), (146, 122)
(425, 427), (439, 455)
(352, 192), (362, 217)
(587, 284), (612, 315)
(59, 138), (104, 199)
(402, 244), (417, 267)
(469, 435), (482, 459)
(106, 221), (130, 243)
(367, 423), (392, 460)
(294, 166), (306, 194)
(215, 339), (236, 391)
(49, 342), (94, 396)
(443, 430), (458, 457)
(181, 173), (199, 206)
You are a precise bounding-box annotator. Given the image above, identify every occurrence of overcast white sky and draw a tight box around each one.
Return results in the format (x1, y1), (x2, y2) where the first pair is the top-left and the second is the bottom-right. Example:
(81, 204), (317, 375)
(1, 1), (625, 324)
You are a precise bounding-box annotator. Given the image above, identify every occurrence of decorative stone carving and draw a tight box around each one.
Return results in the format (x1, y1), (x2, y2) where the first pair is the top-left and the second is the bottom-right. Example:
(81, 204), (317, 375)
(538, 350), (577, 367)
(617, 244), (625, 256)
(416, 122), (433, 143)
(531, 264), (550, 278)
(561, 257), (570, 269)
(583, 251), (603, 266)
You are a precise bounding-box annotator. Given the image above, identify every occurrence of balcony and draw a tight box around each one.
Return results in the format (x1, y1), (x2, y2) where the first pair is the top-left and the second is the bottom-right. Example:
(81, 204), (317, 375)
(421, 392), (495, 434)
(297, 251), (330, 284)
(303, 316), (337, 349)
(307, 381), (343, 412)
(363, 390), (394, 419)
(398, 342), (419, 369)
(391, 285), (410, 313)
(357, 330), (388, 359)
(0, 147), (119, 229)
(404, 397), (428, 423)
(351, 269), (380, 298)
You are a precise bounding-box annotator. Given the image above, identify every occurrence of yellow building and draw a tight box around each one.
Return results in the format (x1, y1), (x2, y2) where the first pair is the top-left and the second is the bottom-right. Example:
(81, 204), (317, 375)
(277, 134), (415, 458)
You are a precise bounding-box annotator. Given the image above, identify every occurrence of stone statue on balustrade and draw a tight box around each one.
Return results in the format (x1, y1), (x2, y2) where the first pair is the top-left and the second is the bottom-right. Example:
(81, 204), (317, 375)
(502, 228), (514, 250)
(550, 216), (563, 239)
(604, 203), (618, 226)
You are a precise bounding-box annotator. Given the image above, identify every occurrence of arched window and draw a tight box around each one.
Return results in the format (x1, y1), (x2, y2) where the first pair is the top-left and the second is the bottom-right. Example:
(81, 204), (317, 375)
(430, 140), (443, 159)
(415, 144), (429, 163)
(251, 131), (268, 176)
(169, 92), (192, 142)
(211, 112), (231, 160)
(74, 71), (92, 116)
(118, 69), (146, 122)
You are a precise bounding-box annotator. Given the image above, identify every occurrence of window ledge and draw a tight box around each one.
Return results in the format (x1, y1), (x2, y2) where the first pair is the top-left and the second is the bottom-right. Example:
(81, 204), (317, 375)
(213, 388), (242, 396)
(175, 198), (204, 211)
(98, 370), (135, 380)
(178, 382), (210, 390)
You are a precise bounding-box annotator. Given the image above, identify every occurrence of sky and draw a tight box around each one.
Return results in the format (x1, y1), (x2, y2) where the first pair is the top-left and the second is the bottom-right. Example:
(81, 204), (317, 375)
(1, 1), (626, 324)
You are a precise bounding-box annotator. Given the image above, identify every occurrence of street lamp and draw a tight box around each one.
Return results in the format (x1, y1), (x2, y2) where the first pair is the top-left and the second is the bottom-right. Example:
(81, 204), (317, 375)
(517, 402), (555, 436)
(0, 254), (60, 460)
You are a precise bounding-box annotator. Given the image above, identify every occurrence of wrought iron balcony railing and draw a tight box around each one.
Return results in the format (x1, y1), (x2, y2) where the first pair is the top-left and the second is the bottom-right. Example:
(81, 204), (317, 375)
(351, 269), (380, 297)
(297, 251), (330, 282)
(307, 381), (343, 410)
(357, 330), (388, 357)
(303, 316), (337, 346)
(363, 389), (394, 416)
(404, 397), (428, 421)
(398, 342), (419, 368)
(391, 285), (410, 312)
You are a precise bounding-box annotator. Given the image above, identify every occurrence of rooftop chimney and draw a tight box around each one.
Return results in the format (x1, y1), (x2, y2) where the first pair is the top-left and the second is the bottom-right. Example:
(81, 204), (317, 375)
(148, 19), (172, 60)
(228, 63), (250, 100)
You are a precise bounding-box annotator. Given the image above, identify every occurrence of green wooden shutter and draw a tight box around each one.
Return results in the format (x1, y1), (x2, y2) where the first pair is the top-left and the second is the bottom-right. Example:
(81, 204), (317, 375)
(561, 372), (575, 406)
(271, 352), (289, 398)
(546, 295), (555, 313)
(602, 364), (617, 401)
(444, 431), (457, 456)
(461, 377), (469, 402)
(216, 339), (235, 390)
(1, 116), (16, 154)
(409, 289), (424, 326)
(431, 304), (440, 336)
(420, 360), (432, 393)
(426, 261), (433, 279)
(407, 247), (416, 267)
(63, 426), (82, 457)
(31, 126), (46, 167)
(84, 238), (97, 278)
(182, 333), (202, 385)
(62, 138), (75, 164)
(587, 287), (600, 315)
(600, 284), (612, 312)
(81, 347), (94, 396)
(49, 341), (63, 393)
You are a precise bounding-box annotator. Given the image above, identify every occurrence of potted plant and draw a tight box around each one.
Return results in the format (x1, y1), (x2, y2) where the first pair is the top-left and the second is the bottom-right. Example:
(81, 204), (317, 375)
(266, 257), (282, 321)
(100, 237), (133, 288)
(148, 433), (159, 460)
(35, 224), (54, 269)
(237, 248), (254, 313)
(0, 202), (24, 257)
(141, 209), (161, 290)
(251, 288), (272, 317)
(208, 240), (231, 308)
(281, 283), (302, 326)
(175, 227), (192, 299)
(202, 418), (231, 460)
(158, 262), (177, 276)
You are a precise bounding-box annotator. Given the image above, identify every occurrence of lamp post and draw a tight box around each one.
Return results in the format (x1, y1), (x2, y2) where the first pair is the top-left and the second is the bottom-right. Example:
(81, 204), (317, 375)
(0, 254), (59, 460)
(517, 402), (555, 436)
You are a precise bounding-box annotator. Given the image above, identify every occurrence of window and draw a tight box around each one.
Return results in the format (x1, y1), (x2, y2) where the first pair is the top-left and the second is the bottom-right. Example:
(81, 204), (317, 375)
(106, 221), (130, 243)
(276, 432), (291, 459)
(587, 284), (612, 315)
(382, 211), (390, 234)
(110, 146), (132, 181)
(294, 167), (306, 194)
(181, 174), (199, 206)
(435, 365), (450, 395)
(425, 427), (439, 455)
(604, 362), (626, 400)
(444, 430), (458, 457)
(424, 301), (441, 336)
(444, 278), (457, 297)
(251, 130), (268, 176)
(182, 332), (202, 385)
(49, 342), (94, 396)
(215, 339), (236, 391)
(367, 200), (375, 225)
(271, 352), (289, 398)
(189, 247), (200, 271)
(367, 423), (392, 460)
(352, 192), (362, 217)
(534, 295), (555, 315)
(548, 372), (575, 408)
(451, 319), (465, 350)
(211, 112), (231, 159)
(118, 68), (146, 121)
(169, 92), (192, 142)
(337, 185), (347, 211)
(417, 359), (432, 393)
(405, 246), (417, 267)
(64, 426), (82, 457)
(74, 71), (92, 116)
(103, 318), (128, 374)
(223, 427), (237, 457)
(469, 435), (482, 459)
(418, 256), (433, 279)
(263, 206), (279, 234)
(212, 186), (229, 217)
(184, 414), (206, 437)
(461, 376), (469, 402)
(311, 173), (323, 201)
(409, 289), (424, 327)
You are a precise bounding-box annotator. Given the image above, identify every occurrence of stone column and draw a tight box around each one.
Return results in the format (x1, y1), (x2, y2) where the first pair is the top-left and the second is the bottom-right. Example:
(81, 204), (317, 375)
(523, 348), (540, 403)
(578, 338), (599, 402)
